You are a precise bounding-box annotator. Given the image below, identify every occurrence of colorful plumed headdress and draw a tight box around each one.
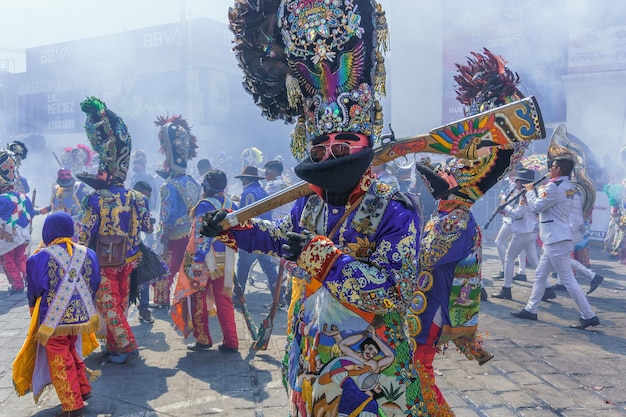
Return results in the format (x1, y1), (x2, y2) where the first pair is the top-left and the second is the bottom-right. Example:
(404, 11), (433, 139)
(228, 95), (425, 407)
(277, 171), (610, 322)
(417, 49), (532, 204)
(454, 48), (525, 117)
(154, 115), (198, 178)
(7, 140), (27, 166)
(60, 144), (94, 172)
(229, 0), (389, 160)
(77, 97), (132, 190)
(0, 150), (16, 187)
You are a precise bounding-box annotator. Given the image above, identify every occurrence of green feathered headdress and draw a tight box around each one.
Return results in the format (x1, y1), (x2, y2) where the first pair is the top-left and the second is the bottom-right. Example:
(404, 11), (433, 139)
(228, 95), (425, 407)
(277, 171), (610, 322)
(77, 97), (131, 190)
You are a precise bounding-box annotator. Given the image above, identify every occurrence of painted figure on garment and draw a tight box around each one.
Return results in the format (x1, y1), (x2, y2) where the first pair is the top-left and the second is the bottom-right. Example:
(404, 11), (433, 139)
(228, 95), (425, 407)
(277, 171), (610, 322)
(0, 149), (35, 293)
(77, 97), (152, 364)
(153, 115), (201, 307)
(219, 1), (442, 416)
(14, 212), (101, 415)
(171, 169), (239, 352)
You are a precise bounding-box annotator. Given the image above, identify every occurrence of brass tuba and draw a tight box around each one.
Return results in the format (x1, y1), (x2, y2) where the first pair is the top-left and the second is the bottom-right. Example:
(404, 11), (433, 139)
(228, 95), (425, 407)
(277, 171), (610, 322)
(547, 124), (596, 220)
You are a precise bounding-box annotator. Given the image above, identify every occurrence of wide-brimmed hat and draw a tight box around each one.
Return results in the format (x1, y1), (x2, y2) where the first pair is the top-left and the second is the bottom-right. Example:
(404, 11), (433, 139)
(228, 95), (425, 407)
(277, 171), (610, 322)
(515, 168), (535, 183)
(235, 166), (264, 180)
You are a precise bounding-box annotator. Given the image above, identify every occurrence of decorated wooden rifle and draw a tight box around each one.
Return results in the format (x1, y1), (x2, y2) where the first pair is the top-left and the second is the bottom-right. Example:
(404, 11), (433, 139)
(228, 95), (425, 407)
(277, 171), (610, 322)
(219, 96), (545, 231)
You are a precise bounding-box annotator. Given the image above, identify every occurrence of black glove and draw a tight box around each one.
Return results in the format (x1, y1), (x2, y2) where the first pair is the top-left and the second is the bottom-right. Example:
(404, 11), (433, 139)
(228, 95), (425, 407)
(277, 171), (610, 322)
(200, 209), (228, 237)
(282, 231), (313, 261)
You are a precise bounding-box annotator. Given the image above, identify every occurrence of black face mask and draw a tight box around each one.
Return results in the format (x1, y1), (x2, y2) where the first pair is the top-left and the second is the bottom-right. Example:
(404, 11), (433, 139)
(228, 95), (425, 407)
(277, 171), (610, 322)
(295, 147), (374, 195)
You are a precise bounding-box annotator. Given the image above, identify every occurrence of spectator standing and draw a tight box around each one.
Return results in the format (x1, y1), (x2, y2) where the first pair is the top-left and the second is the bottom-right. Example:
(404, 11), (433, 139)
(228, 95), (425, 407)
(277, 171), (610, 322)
(234, 166), (279, 299)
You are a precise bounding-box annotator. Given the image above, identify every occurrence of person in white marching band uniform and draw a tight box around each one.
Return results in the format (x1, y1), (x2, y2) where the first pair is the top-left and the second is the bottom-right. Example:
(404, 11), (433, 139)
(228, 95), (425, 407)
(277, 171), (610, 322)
(512, 155), (600, 329)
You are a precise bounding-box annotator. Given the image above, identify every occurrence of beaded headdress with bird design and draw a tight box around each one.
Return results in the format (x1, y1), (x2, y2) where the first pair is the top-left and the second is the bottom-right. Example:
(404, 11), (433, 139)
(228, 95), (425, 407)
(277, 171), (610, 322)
(229, 0), (389, 161)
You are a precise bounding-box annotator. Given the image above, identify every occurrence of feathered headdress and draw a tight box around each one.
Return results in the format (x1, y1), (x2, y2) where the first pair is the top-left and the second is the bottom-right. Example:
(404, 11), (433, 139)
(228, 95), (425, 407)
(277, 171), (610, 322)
(454, 48), (524, 117)
(229, 0), (389, 160)
(60, 144), (94, 172)
(7, 140), (28, 166)
(77, 97), (132, 190)
(154, 115), (198, 178)
(418, 49), (530, 203)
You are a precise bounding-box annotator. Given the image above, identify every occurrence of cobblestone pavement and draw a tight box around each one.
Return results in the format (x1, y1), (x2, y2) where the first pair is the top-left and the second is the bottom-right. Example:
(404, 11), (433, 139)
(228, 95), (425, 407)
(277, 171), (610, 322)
(1, 238), (625, 417)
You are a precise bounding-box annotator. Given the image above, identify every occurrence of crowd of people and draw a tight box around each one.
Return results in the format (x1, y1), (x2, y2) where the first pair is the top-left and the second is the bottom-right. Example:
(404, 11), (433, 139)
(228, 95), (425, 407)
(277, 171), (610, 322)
(2, 1), (620, 417)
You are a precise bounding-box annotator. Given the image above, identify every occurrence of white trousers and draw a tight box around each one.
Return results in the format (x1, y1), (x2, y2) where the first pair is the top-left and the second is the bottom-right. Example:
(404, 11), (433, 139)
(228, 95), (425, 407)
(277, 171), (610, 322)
(525, 240), (595, 319)
(503, 231), (539, 287)
(554, 258), (595, 284)
(495, 222), (526, 272)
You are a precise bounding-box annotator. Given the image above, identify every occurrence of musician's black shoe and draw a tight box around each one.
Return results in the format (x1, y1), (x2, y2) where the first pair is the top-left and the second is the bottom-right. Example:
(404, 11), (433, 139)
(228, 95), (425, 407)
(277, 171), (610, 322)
(511, 309), (538, 321)
(512, 273), (527, 282)
(588, 274), (604, 295)
(187, 341), (212, 351)
(542, 286), (557, 301)
(491, 271), (504, 280)
(569, 316), (600, 329)
(553, 284), (567, 291)
(491, 287), (512, 300)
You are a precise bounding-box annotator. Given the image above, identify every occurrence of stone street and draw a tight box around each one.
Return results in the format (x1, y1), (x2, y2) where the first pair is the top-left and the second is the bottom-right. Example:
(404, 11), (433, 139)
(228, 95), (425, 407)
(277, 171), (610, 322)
(1, 238), (624, 417)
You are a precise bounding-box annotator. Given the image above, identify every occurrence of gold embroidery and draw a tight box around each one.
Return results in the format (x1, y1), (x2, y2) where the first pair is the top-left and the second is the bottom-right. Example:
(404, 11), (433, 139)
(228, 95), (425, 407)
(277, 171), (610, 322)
(50, 353), (77, 411)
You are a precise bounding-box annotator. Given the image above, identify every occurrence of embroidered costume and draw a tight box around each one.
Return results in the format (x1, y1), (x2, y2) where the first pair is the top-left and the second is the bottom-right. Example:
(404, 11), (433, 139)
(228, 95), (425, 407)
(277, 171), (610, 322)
(7, 140), (30, 194)
(171, 170), (239, 351)
(77, 97), (152, 363)
(0, 150), (34, 293)
(153, 115), (201, 306)
(16, 212), (100, 415)
(223, 1), (442, 415)
(412, 49), (544, 408)
(223, 169), (433, 415)
(37, 169), (86, 241)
